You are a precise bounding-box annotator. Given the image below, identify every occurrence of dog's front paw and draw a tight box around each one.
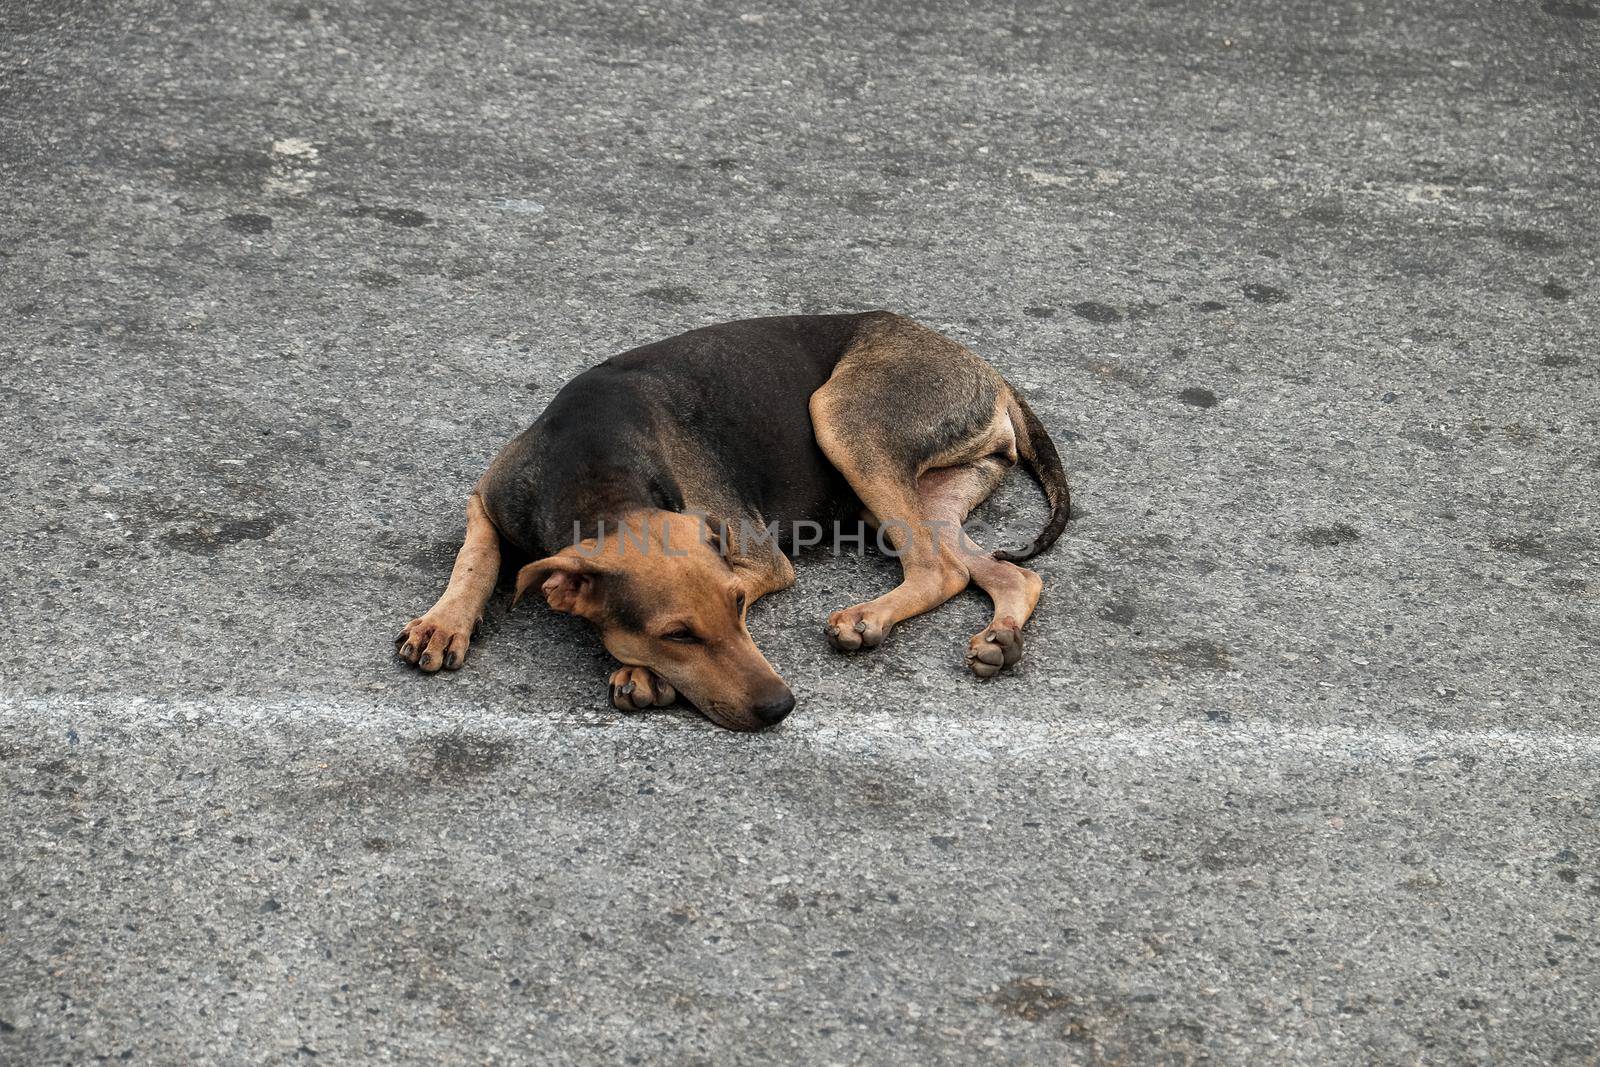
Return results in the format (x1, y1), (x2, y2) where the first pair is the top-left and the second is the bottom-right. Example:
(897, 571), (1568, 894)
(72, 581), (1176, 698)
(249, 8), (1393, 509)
(396, 611), (479, 672)
(609, 665), (677, 711)
(825, 605), (890, 652)
(966, 618), (1023, 678)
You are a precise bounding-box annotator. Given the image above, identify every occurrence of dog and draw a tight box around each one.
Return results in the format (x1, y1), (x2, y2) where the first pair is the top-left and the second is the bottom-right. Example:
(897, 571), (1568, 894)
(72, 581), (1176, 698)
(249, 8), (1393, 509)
(395, 311), (1069, 731)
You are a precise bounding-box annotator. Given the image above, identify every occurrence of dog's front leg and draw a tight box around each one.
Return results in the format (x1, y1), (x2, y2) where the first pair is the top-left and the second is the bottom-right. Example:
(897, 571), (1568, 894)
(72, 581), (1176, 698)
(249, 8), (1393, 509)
(396, 493), (501, 672)
(726, 539), (796, 608)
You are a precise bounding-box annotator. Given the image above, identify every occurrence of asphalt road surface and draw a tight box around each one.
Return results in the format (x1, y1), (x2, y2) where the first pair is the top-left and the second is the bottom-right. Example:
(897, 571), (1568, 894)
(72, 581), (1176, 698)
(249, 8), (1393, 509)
(2, 0), (1597, 1062)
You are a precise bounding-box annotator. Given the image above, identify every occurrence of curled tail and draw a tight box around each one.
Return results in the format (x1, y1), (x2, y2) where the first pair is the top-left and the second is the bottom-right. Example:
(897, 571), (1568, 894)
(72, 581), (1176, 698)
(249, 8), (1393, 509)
(995, 389), (1071, 563)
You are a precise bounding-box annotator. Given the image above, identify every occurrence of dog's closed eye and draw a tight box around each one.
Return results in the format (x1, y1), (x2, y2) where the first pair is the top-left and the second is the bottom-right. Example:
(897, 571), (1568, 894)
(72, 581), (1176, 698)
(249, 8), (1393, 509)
(661, 626), (702, 644)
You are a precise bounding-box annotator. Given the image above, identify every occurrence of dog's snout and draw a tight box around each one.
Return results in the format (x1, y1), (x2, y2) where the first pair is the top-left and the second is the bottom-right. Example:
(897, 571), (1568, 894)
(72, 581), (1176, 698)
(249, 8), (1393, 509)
(753, 691), (795, 727)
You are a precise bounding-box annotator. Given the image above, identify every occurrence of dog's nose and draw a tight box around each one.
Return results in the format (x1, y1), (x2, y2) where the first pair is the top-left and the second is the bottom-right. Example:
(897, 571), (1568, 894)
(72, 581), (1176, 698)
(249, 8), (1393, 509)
(753, 692), (795, 727)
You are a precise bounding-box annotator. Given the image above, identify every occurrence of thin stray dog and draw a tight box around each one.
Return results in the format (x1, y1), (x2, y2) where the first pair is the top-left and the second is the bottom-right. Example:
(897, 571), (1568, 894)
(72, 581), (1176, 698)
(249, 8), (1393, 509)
(396, 312), (1070, 731)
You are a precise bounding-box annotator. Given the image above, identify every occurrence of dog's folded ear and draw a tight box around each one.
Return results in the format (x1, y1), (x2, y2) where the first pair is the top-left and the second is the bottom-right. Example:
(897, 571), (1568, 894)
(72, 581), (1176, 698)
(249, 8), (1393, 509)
(512, 553), (604, 617)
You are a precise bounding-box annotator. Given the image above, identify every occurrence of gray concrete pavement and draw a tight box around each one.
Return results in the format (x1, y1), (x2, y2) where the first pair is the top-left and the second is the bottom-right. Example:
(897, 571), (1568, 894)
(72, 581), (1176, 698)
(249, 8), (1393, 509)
(2, 0), (1597, 1062)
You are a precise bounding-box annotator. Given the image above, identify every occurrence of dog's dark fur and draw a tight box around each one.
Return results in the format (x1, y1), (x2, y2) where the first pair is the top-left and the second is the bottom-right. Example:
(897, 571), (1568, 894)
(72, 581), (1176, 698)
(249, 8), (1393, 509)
(397, 311), (1069, 731)
(479, 314), (864, 556)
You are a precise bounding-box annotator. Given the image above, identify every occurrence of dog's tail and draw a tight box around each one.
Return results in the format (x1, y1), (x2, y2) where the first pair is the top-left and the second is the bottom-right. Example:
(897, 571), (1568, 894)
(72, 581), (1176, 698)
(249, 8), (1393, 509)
(995, 389), (1071, 563)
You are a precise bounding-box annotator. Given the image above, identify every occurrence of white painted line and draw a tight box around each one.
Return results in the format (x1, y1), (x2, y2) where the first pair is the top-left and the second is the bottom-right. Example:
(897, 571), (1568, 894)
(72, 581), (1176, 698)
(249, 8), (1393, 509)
(3, 697), (1598, 764)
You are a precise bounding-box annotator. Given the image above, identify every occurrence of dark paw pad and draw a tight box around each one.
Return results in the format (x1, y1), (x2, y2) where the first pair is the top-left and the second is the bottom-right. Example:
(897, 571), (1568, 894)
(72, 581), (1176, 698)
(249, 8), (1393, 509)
(967, 621), (1023, 677)
(826, 610), (888, 652)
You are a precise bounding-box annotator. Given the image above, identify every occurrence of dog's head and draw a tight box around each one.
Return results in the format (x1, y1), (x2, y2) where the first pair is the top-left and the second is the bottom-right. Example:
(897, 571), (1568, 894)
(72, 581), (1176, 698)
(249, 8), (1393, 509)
(514, 510), (793, 731)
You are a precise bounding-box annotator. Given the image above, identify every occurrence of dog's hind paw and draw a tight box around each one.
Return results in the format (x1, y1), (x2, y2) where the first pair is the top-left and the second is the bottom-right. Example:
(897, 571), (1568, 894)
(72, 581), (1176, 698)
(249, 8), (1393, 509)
(825, 606), (889, 652)
(609, 665), (677, 711)
(967, 619), (1023, 678)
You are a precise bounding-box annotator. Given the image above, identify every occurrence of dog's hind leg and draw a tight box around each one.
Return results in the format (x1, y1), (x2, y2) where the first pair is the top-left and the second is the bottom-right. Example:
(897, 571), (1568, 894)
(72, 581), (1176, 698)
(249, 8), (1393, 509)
(808, 465), (973, 650)
(396, 492), (502, 672)
(810, 312), (1045, 672)
(960, 545), (1043, 677)
(915, 464), (1045, 677)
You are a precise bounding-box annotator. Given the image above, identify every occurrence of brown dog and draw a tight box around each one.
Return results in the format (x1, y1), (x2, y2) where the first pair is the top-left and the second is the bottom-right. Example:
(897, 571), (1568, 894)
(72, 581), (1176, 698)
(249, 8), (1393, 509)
(396, 311), (1069, 730)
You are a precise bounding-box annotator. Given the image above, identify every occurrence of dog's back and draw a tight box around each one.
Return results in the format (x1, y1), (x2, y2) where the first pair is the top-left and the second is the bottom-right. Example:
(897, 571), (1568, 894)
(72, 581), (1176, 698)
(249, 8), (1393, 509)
(482, 313), (877, 553)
